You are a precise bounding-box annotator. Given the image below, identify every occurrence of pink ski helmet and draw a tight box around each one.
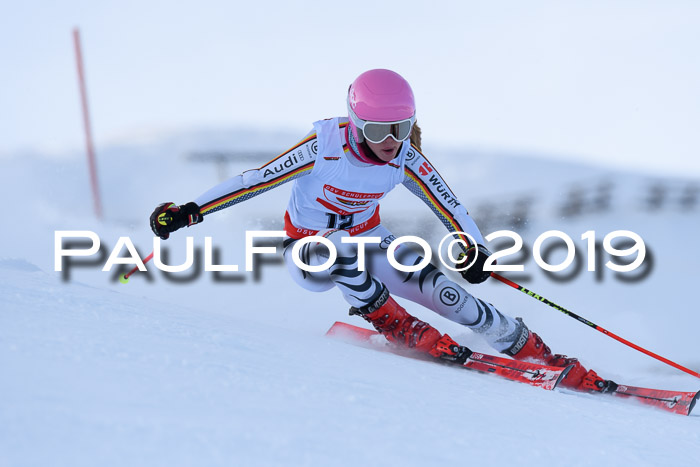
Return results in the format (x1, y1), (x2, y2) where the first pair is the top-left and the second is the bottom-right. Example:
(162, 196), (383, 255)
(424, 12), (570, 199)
(347, 69), (416, 144)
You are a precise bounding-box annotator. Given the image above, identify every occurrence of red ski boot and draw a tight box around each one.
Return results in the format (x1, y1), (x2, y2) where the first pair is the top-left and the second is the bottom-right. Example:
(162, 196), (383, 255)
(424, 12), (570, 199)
(505, 319), (614, 392)
(350, 286), (470, 363)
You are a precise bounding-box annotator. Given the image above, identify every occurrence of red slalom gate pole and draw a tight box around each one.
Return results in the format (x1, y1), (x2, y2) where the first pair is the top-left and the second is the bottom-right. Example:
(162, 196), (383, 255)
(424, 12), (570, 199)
(120, 252), (154, 284)
(73, 28), (103, 220)
(491, 272), (700, 379)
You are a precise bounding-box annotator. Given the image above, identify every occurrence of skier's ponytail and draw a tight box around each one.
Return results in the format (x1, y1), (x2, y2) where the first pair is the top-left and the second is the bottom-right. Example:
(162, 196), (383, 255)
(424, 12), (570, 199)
(410, 121), (422, 152)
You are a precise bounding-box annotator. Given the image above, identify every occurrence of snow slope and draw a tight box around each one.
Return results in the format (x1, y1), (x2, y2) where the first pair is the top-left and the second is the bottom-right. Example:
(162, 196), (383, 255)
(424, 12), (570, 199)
(1, 130), (699, 466)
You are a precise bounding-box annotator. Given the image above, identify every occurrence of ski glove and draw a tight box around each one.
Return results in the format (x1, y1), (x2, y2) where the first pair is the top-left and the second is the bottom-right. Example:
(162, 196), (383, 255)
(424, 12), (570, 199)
(150, 202), (203, 240)
(457, 244), (494, 284)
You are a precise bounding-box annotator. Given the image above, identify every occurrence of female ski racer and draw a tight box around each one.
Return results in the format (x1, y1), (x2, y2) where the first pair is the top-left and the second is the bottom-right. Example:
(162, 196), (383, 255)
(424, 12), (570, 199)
(150, 69), (612, 392)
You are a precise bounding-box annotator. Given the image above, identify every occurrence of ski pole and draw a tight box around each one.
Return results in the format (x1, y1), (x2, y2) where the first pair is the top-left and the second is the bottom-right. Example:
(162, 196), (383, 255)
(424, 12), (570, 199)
(490, 272), (700, 379)
(120, 252), (154, 284)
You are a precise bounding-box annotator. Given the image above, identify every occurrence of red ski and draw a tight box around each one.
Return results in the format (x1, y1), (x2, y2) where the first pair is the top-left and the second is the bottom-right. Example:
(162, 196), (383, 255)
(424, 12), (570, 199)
(326, 321), (571, 391)
(327, 322), (699, 415)
(607, 384), (699, 416)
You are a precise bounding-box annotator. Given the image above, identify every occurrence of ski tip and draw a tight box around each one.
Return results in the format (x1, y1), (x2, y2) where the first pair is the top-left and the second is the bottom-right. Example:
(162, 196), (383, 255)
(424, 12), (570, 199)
(325, 321), (378, 341)
(689, 390), (700, 416)
(554, 363), (575, 389)
(325, 321), (350, 337)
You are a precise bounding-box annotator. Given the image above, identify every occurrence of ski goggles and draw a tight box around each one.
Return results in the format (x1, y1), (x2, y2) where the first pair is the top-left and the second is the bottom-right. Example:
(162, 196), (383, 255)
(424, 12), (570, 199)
(348, 106), (416, 144)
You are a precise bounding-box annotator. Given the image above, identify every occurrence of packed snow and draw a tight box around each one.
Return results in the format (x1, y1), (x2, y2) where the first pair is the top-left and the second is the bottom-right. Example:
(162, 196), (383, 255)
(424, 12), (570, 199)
(1, 129), (699, 466)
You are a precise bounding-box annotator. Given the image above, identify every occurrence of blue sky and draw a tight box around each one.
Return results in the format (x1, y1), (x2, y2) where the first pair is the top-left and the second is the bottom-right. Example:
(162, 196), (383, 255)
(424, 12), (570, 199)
(3, 1), (699, 176)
